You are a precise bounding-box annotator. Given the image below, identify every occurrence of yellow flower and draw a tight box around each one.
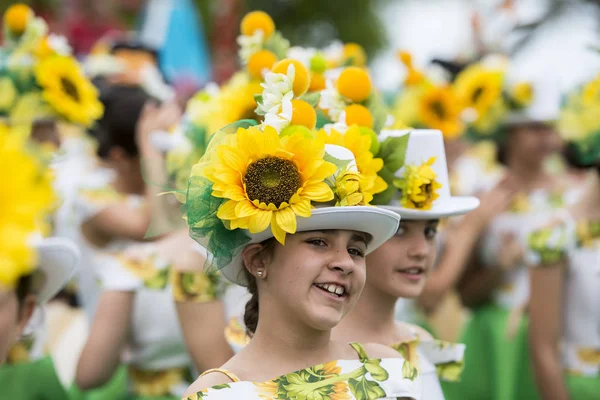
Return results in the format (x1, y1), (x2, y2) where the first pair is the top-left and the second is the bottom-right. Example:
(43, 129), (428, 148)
(319, 126), (387, 198)
(203, 126), (336, 244)
(334, 168), (366, 206)
(418, 85), (464, 139)
(392, 338), (421, 369)
(394, 157), (442, 210)
(34, 56), (103, 127)
(4, 4), (33, 36)
(454, 64), (504, 121)
(10, 92), (56, 125)
(240, 11), (275, 38)
(512, 82), (534, 106)
(128, 366), (186, 397)
(0, 123), (55, 288)
(343, 43), (367, 67)
(224, 317), (251, 347)
(577, 348), (600, 365)
(582, 73), (600, 105)
(398, 51), (425, 86)
(0, 77), (17, 112)
(116, 255), (160, 281)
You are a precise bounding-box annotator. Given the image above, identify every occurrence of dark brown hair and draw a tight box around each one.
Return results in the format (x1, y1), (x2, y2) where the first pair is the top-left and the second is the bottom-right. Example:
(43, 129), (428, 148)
(243, 238), (276, 337)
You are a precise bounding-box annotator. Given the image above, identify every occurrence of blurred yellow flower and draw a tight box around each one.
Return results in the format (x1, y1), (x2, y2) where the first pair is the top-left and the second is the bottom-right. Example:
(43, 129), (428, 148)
(4, 4), (33, 36)
(419, 86), (464, 139)
(454, 64), (504, 122)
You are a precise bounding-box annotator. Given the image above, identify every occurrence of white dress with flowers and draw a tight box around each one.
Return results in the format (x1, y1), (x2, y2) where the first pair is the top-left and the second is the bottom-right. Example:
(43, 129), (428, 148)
(75, 181), (210, 398)
(184, 342), (421, 399)
(526, 212), (600, 378)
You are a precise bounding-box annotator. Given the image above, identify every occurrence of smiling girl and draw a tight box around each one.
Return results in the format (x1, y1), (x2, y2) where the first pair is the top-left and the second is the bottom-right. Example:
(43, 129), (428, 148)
(334, 129), (481, 399)
(180, 122), (421, 399)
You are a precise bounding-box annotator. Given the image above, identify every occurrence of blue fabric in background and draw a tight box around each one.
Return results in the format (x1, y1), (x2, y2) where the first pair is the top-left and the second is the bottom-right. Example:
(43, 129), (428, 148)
(139, 0), (212, 85)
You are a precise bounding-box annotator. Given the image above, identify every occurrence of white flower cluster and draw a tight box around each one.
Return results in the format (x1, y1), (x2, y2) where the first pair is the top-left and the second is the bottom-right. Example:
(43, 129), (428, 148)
(258, 64), (296, 132)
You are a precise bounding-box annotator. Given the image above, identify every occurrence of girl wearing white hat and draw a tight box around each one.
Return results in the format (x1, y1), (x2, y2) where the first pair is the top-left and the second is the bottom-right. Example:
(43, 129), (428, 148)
(526, 75), (600, 400)
(333, 129), (480, 400)
(180, 120), (421, 399)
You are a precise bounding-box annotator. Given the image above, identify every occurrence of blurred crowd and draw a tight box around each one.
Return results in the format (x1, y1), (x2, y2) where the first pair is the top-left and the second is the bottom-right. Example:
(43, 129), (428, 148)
(0, 1), (599, 400)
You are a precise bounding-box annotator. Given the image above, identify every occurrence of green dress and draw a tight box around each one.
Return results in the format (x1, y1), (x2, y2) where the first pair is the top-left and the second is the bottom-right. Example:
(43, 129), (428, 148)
(0, 356), (69, 400)
(184, 343), (421, 399)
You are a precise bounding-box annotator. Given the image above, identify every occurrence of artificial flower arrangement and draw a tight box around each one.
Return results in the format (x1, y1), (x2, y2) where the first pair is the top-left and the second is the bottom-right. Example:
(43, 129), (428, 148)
(0, 121), (55, 288)
(391, 52), (534, 141)
(0, 4), (103, 128)
(557, 72), (600, 165)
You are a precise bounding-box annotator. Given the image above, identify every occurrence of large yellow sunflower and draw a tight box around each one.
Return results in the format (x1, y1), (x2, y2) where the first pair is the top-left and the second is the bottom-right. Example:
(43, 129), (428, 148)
(418, 85), (464, 139)
(0, 123), (55, 288)
(34, 55), (103, 127)
(394, 157), (442, 210)
(318, 126), (387, 201)
(203, 126), (336, 244)
(453, 64), (504, 122)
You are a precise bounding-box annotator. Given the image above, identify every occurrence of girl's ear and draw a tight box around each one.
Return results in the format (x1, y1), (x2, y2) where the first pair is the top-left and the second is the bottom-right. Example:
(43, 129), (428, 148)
(241, 244), (271, 279)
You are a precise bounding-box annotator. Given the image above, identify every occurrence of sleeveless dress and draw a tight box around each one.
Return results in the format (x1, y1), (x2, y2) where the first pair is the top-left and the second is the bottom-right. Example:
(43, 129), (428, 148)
(183, 343), (421, 399)
(391, 327), (465, 400)
(524, 212), (600, 399)
(445, 186), (576, 400)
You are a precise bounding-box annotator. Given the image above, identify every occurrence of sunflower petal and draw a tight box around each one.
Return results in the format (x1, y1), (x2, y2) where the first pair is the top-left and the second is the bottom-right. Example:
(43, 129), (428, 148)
(235, 200), (259, 218)
(218, 146), (246, 172)
(248, 210), (272, 233)
(275, 207), (297, 234)
(302, 182), (334, 202)
(290, 199), (312, 217)
(271, 216), (287, 245)
(217, 200), (238, 220)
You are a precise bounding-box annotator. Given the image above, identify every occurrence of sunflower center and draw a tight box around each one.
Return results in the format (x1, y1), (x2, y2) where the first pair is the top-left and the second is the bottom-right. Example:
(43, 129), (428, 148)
(471, 86), (484, 103)
(430, 101), (446, 119)
(244, 156), (301, 207)
(60, 77), (80, 101)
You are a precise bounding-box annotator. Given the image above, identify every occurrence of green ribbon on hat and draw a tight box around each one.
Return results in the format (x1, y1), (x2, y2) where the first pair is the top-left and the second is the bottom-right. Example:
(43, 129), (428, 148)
(184, 119), (258, 269)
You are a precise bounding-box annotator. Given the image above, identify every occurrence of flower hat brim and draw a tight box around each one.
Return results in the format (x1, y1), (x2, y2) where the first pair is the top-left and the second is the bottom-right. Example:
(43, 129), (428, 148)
(220, 206), (400, 286)
(34, 237), (79, 304)
(378, 129), (480, 220)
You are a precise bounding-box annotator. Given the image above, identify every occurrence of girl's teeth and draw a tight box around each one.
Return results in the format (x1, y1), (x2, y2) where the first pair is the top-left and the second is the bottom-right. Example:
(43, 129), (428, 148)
(316, 283), (345, 296)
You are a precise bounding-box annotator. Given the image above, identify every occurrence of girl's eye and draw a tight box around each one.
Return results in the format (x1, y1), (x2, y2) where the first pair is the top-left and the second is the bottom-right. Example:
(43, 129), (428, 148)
(306, 239), (327, 247)
(348, 247), (365, 258)
(425, 227), (438, 240)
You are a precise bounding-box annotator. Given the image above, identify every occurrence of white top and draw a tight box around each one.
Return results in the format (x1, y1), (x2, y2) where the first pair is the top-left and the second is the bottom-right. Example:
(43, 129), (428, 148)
(526, 212), (600, 376)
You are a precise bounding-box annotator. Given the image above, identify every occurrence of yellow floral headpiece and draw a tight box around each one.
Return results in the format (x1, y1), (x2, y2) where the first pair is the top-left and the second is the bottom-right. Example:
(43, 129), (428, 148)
(0, 4), (103, 128)
(557, 73), (600, 165)
(0, 122), (56, 288)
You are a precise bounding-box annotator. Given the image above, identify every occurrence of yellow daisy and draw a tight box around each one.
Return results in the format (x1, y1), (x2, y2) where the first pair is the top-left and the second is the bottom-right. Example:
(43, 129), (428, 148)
(394, 157), (442, 210)
(418, 85), (464, 139)
(0, 123), (55, 288)
(454, 64), (504, 121)
(203, 126), (336, 244)
(319, 126), (387, 199)
(34, 55), (103, 127)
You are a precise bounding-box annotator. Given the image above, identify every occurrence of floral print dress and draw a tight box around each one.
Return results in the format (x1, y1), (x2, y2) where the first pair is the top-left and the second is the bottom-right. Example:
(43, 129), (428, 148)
(391, 330), (465, 400)
(184, 343), (421, 399)
(526, 213), (600, 398)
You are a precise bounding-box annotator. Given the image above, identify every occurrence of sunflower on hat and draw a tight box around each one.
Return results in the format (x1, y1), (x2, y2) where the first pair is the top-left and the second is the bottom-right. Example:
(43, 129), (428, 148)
(1, 4), (103, 128)
(557, 73), (600, 165)
(0, 122), (55, 288)
(391, 51), (465, 140)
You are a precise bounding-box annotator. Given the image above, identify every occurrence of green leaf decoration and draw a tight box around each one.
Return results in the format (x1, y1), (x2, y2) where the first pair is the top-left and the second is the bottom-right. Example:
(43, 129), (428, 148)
(315, 108), (333, 129)
(363, 91), (388, 133)
(348, 376), (386, 400)
(299, 92), (321, 108)
(280, 124), (314, 139)
(402, 360), (419, 381)
(253, 94), (266, 116)
(263, 31), (291, 60)
(363, 359), (389, 382)
(436, 361), (464, 382)
(144, 267), (170, 290)
(377, 133), (410, 173)
(212, 384), (231, 390)
(349, 342), (369, 362)
(324, 153), (351, 171)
